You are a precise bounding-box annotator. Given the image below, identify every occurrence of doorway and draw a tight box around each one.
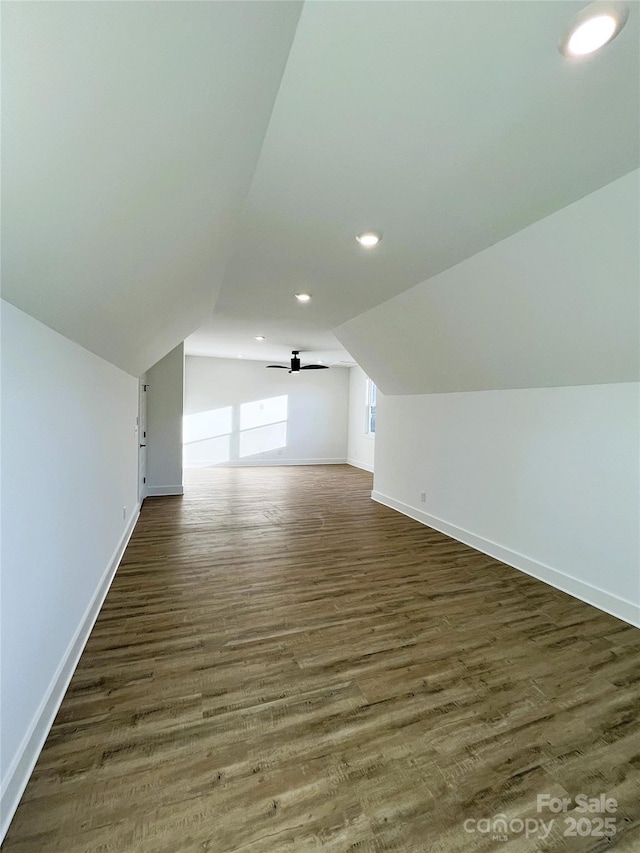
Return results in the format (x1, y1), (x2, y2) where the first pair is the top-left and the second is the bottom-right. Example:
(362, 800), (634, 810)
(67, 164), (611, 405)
(138, 379), (147, 502)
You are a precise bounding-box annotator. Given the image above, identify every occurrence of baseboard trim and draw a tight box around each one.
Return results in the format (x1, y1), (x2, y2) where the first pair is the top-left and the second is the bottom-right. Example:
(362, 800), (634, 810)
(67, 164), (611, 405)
(371, 491), (640, 629)
(185, 459), (348, 469)
(145, 485), (184, 496)
(0, 504), (142, 844)
(347, 458), (374, 473)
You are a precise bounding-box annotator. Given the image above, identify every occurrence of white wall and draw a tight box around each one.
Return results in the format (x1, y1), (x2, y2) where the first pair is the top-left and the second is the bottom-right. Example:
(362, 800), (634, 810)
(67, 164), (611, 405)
(334, 174), (640, 627)
(0, 301), (140, 839)
(347, 365), (375, 473)
(146, 343), (184, 495)
(184, 356), (349, 467)
(373, 385), (640, 626)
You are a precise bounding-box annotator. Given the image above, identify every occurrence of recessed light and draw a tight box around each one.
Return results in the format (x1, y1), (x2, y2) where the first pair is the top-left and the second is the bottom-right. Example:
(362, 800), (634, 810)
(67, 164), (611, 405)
(560, 2), (628, 57)
(295, 293), (311, 302)
(356, 231), (382, 247)
(237, 354), (244, 359)
(255, 335), (265, 341)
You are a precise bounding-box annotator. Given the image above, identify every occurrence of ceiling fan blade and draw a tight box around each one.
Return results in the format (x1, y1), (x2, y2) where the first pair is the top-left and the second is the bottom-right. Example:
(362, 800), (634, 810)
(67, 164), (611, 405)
(301, 364), (329, 369)
(266, 365), (289, 369)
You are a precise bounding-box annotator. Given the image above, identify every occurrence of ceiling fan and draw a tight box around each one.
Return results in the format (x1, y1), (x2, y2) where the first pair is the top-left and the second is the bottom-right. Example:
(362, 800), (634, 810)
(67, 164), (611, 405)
(266, 350), (329, 374)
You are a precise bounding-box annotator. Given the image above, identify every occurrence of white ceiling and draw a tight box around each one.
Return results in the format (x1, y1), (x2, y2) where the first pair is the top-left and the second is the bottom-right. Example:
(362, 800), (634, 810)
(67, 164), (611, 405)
(2, 1), (303, 375)
(2, 1), (639, 375)
(337, 171), (639, 394)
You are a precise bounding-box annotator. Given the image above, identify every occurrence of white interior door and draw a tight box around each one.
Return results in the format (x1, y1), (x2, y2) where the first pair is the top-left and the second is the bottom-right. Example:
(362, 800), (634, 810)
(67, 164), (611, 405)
(138, 379), (147, 502)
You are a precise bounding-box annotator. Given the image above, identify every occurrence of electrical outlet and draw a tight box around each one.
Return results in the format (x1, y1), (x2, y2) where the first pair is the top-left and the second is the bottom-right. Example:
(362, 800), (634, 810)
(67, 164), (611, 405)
(123, 506), (127, 520)
(420, 491), (426, 503)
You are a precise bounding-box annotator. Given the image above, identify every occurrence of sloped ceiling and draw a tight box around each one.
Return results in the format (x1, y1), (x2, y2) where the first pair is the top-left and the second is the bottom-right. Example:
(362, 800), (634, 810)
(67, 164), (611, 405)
(2, 1), (639, 379)
(191, 0), (639, 368)
(1, 1), (302, 375)
(335, 171), (640, 394)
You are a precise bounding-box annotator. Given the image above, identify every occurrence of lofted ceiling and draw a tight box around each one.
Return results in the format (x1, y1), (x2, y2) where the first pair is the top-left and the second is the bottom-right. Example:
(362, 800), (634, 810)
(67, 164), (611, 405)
(336, 171), (640, 395)
(2, 1), (639, 376)
(1, 1), (303, 375)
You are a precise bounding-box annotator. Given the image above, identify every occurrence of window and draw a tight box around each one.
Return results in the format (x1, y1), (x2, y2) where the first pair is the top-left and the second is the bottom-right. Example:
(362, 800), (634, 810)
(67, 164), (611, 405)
(366, 378), (377, 435)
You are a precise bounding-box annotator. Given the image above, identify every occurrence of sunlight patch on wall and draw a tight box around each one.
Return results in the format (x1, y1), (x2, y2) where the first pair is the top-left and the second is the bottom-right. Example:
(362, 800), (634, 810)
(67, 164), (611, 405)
(239, 421), (287, 458)
(183, 406), (233, 466)
(240, 395), (288, 431)
(183, 396), (289, 465)
(183, 434), (231, 466)
(183, 406), (232, 443)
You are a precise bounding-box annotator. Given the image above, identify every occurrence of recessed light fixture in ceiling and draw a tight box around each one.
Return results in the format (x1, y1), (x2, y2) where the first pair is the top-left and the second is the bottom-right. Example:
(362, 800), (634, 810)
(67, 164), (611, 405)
(559, 1), (628, 57)
(295, 293), (311, 302)
(255, 335), (265, 341)
(356, 231), (382, 247)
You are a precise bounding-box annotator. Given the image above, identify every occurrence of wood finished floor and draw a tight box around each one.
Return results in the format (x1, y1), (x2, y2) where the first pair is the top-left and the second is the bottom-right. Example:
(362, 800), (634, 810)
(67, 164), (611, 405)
(3, 465), (640, 853)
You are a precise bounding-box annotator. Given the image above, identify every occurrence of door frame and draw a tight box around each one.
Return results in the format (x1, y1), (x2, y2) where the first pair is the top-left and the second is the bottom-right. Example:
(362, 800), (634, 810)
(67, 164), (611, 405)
(137, 379), (148, 503)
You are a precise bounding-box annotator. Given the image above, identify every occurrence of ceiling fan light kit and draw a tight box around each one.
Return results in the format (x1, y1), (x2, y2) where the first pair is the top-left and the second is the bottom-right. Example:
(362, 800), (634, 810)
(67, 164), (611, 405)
(266, 350), (330, 374)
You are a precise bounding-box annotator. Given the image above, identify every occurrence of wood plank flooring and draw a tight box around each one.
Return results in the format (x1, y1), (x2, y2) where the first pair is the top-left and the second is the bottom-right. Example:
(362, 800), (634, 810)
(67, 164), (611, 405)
(3, 465), (640, 852)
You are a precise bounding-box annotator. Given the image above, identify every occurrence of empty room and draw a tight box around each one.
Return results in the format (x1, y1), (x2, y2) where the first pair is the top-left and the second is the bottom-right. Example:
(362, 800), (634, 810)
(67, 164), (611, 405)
(1, 2), (639, 851)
